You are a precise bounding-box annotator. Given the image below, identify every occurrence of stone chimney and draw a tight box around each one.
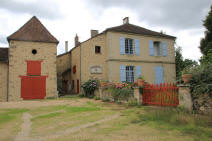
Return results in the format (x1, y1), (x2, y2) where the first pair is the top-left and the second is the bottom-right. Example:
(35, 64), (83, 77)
(75, 34), (79, 46)
(91, 30), (98, 38)
(123, 17), (129, 24)
(65, 41), (68, 53)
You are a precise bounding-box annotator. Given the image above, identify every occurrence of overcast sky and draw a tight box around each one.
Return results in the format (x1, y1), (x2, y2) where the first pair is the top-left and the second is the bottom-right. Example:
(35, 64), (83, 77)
(0, 0), (211, 62)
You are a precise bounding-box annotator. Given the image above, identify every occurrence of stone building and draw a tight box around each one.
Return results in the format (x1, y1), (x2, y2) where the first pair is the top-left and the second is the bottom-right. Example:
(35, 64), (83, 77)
(57, 17), (176, 94)
(0, 16), (59, 101)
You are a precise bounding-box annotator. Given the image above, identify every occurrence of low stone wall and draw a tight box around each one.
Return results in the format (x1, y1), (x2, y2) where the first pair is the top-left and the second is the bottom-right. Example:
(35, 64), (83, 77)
(193, 93), (212, 115)
(96, 84), (211, 116)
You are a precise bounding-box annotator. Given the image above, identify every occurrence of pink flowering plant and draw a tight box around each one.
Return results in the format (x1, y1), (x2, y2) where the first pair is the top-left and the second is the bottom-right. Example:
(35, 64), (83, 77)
(82, 79), (98, 97)
(109, 82), (134, 101)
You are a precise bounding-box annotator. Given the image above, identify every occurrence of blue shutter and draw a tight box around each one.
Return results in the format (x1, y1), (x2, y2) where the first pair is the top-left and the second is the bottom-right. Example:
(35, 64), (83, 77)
(120, 37), (125, 54)
(163, 42), (167, 56)
(149, 40), (154, 56)
(155, 66), (164, 84)
(136, 66), (141, 79)
(159, 43), (162, 56)
(135, 39), (140, 55)
(120, 65), (126, 82)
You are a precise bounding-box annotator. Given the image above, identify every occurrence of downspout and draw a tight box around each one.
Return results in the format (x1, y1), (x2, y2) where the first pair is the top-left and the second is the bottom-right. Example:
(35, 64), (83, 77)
(80, 44), (82, 92)
(6, 48), (9, 102)
(6, 61), (9, 101)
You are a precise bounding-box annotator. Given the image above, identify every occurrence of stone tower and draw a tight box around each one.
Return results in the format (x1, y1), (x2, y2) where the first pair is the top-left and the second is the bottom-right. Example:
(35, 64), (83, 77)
(7, 16), (59, 101)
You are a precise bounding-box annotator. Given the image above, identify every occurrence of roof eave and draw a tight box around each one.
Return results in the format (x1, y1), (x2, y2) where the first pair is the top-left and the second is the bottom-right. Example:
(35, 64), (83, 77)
(7, 38), (59, 44)
(105, 30), (176, 40)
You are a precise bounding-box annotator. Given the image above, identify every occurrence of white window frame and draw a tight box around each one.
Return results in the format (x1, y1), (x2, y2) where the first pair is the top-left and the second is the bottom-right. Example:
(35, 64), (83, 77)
(125, 38), (133, 54)
(153, 41), (161, 56)
(126, 66), (134, 83)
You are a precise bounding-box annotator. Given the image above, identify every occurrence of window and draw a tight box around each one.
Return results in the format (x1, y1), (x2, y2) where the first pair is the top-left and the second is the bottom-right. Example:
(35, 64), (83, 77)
(153, 41), (161, 56)
(95, 46), (101, 54)
(125, 38), (133, 54)
(126, 66), (134, 82)
(32, 49), (37, 55)
(73, 65), (76, 74)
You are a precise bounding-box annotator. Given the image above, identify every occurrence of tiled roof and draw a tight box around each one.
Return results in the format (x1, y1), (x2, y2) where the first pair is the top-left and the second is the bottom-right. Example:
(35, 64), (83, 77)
(105, 23), (176, 39)
(0, 48), (8, 62)
(7, 16), (59, 44)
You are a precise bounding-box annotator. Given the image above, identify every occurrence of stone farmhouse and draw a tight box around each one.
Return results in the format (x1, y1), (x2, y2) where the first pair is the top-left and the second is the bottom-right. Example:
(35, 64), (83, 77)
(0, 16), (58, 101)
(0, 16), (176, 101)
(57, 17), (176, 94)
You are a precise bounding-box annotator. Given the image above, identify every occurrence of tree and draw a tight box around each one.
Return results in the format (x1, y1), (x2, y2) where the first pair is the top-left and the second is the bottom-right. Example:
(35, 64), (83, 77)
(184, 59), (198, 68)
(175, 46), (199, 80)
(175, 46), (184, 79)
(199, 5), (212, 57)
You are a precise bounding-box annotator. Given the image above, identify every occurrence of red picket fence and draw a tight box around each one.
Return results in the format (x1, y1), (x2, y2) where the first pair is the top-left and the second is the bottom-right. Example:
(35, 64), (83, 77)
(142, 83), (179, 107)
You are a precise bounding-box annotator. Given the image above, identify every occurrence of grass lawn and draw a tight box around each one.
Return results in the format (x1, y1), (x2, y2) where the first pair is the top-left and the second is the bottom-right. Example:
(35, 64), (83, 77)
(0, 96), (211, 141)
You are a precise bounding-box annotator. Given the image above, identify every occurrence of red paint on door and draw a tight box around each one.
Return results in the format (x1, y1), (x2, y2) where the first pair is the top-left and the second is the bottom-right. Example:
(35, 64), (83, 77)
(20, 60), (47, 100)
(26, 60), (42, 75)
(20, 76), (47, 99)
(77, 80), (79, 94)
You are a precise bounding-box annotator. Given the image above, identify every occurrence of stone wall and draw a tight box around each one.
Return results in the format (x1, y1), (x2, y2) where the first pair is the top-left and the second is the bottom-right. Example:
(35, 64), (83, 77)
(56, 53), (71, 75)
(0, 62), (8, 101)
(8, 40), (58, 101)
(178, 85), (193, 112)
(70, 46), (81, 93)
(193, 93), (212, 116)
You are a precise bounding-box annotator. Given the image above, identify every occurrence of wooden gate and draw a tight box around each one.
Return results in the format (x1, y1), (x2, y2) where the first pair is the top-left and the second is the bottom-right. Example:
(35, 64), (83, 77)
(142, 83), (179, 107)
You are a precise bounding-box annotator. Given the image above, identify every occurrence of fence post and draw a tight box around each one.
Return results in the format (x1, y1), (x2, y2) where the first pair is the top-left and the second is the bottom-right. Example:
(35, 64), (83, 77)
(99, 87), (103, 99)
(134, 87), (142, 105)
(177, 84), (193, 111)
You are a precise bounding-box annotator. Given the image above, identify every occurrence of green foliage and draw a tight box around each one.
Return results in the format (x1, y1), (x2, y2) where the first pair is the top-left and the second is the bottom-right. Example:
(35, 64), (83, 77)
(189, 64), (212, 98)
(101, 97), (110, 102)
(127, 98), (138, 106)
(82, 79), (98, 97)
(175, 46), (185, 79)
(184, 59), (198, 68)
(200, 49), (212, 64)
(0, 109), (28, 124)
(175, 46), (199, 80)
(200, 5), (212, 60)
(78, 93), (85, 98)
(110, 88), (133, 102)
(94, 96), (100, 100)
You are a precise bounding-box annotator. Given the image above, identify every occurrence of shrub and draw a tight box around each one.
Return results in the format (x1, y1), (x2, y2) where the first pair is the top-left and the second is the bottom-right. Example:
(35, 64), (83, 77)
(110, 87), (133, 102)
(189, 64), (212, 98)
(94, 96), (100, 100)
(127, 98), (138, 106)
(101, 97), (110, 102)
(78, 93), (85, 98)
(81, 79), (98, 97)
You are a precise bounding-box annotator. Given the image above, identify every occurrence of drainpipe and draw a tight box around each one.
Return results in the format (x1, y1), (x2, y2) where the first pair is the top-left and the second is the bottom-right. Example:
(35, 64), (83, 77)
(6, 57), (9, 101)
(80, 44), (82, 92)
(6, 45), (10, 102)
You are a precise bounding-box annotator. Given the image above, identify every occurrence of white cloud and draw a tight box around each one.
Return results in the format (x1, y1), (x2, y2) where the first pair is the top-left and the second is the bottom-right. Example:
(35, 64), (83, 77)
(0, 0), (210, 62)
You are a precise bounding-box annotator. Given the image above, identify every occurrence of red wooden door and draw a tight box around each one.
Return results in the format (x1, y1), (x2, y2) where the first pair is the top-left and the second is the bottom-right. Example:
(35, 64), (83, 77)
(20, 76), (47, 99)
(20, 60), (47, 100)
(77, 80), (79, 94)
